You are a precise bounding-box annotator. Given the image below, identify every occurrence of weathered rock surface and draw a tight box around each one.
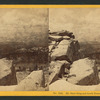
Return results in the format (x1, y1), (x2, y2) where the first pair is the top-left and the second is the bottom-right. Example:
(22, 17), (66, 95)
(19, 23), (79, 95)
(0, 58), (17, 86)
(51, 40), (80, 63)
(48, 30), (100, 91)
(15, 70), (45, 91)
(49, 60), (70, 84)
(49, 80), (97, 91)
(68, 58), (99, 85)
(51, 40), (71, 62)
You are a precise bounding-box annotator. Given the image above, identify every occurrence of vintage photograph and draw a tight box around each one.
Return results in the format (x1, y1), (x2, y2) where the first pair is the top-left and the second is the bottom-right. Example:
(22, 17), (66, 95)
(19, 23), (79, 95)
(49, 8), (100, 91)
(1, 7), (100, 92)
(0, 8), (49, 91)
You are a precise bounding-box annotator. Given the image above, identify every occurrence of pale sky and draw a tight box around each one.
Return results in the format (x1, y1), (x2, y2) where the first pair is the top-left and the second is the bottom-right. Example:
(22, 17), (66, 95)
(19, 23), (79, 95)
(0, 8), (48, 46)
(0, 8), (100, 44)
(49, 8), (100, 42)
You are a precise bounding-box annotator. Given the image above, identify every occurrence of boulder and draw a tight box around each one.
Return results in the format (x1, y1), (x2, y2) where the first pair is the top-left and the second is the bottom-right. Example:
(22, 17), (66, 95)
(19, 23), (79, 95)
(49, 80), (97, 91)
(0, 58), (17, 86)
(49, 60), (70, 84)
(15, 70), (45, 91)
(51, 40), (72, 63)
(51, 40), (80, 63)
(68, 58), (99, 85)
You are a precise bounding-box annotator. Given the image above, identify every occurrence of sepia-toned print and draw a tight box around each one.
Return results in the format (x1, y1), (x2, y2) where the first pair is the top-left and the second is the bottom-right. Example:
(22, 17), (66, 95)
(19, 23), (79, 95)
(0, 8), (49, 91)
(49, 8), (100, 91)
(1, 7), (100, 92)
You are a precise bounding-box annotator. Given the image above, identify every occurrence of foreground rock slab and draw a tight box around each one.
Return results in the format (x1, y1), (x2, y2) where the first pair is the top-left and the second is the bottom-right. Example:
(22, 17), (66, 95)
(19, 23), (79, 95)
(49, 80), (97, 91)
(15, 70), (45, 91)
(68, 58), (99, 85)
(49, 60), (70, 84)
(0, 58), (17, 86)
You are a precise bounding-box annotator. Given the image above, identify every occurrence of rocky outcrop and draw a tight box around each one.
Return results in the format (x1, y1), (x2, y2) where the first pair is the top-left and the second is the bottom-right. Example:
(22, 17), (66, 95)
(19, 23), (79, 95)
(49, 30), (81, 86)
(49, 60), (70, 84)
(15, 70), (45, 91)
(51, 40), (80, 62)
(0, 58), (17, 86)
(49, 31), (81, 63)
(49, 30), (100, 91)
(68, 58), (99, 85)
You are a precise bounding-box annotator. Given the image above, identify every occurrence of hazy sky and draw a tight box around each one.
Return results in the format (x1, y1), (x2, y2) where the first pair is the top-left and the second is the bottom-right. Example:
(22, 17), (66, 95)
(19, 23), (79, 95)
(49, 8), (100, 42)
(0, 8), (48, 46)
(1, 8), (100, 45)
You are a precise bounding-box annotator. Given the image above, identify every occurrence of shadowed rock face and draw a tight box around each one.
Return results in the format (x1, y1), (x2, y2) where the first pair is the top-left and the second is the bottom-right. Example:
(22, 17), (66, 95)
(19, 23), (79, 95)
(49, 30), (100, 91)
(49, 30), (81, 63)
(0, 58), (17, 85)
